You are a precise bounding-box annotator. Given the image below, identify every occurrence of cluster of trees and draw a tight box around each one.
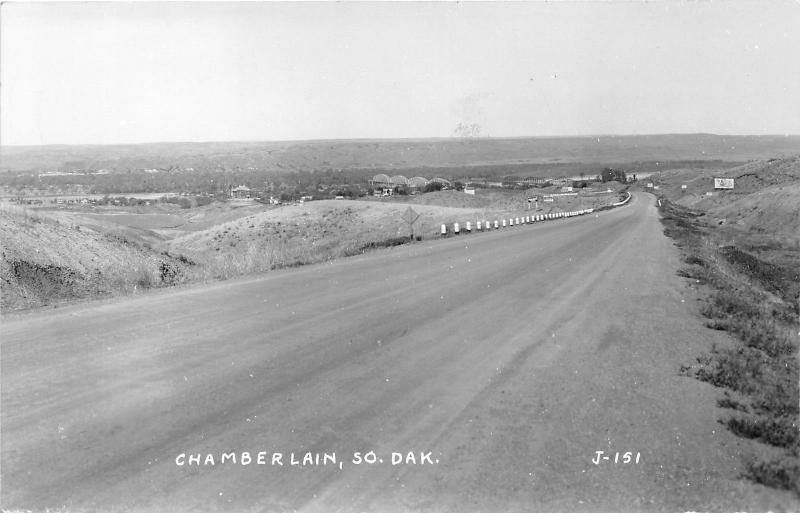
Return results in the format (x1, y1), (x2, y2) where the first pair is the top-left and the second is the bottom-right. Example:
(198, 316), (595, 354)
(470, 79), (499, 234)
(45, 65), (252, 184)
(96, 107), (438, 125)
(86, 195), (214, 208)
(0, 168), (375, 199)
(600, 168), (628, 182)
(424, 181), (445, 193)
(0, 163), (633, 200)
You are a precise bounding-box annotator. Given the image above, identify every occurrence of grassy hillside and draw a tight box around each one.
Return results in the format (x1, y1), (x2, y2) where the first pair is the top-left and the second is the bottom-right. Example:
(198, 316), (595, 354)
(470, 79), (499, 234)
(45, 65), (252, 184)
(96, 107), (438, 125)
(656, 156), (800, 248)
(168, 187), (627, 275)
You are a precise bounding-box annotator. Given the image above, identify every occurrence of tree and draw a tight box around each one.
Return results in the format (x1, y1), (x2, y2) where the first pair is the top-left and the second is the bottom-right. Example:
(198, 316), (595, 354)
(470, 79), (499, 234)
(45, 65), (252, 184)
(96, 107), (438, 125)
(601, 168), (627, 183)
(423, 181), (443, 193)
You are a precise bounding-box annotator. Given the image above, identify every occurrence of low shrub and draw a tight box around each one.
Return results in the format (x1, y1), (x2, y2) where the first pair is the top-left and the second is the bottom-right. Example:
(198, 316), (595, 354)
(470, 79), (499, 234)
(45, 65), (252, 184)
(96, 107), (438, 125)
(725, 415), (798, 448)
(745, 456), (800, 493)
(717, 396), (749, 412)
(694, 347), (763, 394)
(8, 260), (81, 303)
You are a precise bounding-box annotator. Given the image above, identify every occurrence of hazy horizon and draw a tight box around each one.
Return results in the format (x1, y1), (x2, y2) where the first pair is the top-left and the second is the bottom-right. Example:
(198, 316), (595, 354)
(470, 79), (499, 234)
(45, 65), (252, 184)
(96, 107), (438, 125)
(3, 1), (799, 146)
(3, 132), (800, 151)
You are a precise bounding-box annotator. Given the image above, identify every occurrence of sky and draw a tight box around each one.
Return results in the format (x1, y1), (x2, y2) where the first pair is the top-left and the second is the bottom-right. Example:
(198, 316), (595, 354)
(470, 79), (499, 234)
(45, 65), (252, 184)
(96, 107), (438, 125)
(2, 1), (799, 146)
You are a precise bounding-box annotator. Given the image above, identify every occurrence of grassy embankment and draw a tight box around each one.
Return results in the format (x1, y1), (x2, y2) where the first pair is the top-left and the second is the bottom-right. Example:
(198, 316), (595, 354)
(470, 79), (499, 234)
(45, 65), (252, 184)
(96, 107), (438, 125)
(1, 187), (625, 312)
(658, 197), (799, 494)
(172, 188), (627, 280)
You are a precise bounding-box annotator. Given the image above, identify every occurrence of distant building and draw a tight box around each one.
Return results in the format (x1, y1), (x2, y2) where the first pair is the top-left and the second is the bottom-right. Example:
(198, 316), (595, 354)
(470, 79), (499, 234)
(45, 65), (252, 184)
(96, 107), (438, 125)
(231, 185), (251, 199)
(408, 176), (429, 192)
(389, 175), (410, 188)
(517, 177), (549, 187)
(370, 174), (410, 193)
(370, 174), (392, 188)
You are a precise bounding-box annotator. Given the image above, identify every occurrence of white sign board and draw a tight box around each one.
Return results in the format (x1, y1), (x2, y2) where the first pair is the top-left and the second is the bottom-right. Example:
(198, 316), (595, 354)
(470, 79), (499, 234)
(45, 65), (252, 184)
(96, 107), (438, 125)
(647, 183), (654, 188)
(681, 185), (687, 190)
(714, 178), (734, 189)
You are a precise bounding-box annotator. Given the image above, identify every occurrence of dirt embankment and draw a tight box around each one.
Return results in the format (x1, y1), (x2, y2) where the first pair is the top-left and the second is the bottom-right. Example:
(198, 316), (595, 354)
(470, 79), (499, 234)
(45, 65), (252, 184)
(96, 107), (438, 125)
(657, 156), (800, 247)
(0, 206), (193, 312)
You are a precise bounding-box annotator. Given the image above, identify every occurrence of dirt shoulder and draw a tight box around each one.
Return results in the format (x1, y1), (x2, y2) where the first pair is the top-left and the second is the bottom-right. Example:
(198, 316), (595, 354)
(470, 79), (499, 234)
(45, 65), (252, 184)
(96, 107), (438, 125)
(654, 185), (799, 497)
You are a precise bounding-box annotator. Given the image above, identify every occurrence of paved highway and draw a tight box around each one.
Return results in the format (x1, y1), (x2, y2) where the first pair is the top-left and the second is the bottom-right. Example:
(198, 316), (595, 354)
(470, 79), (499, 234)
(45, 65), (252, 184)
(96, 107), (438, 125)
(1, 193), (794, 512)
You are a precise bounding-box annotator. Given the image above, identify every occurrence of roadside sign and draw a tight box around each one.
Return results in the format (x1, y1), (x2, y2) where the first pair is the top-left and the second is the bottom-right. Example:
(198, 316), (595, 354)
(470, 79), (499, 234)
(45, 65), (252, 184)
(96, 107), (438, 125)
(400, 206), (419, 225)
(714, 178), (734, 189)
(681, 185), (687, 190)
(400, 207), (420, 239)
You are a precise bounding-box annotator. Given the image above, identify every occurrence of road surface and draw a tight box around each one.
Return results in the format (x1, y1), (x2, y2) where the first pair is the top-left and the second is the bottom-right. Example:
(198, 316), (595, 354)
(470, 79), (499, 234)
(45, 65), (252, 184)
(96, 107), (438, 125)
(1, 193), (794, 512)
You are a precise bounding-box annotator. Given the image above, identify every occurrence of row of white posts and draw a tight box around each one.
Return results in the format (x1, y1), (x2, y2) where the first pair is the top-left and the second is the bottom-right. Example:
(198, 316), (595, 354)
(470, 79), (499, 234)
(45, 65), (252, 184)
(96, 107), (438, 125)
(441, 209), (594, 236)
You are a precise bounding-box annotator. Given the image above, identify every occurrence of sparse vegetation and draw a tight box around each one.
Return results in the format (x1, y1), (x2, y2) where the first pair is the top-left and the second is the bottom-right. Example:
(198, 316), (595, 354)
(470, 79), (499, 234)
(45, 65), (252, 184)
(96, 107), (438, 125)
(0, 205), (194, 311)
(744, 455), (800, 492)
(725, 415), (798, 449)
(658, 196), (799, 495)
